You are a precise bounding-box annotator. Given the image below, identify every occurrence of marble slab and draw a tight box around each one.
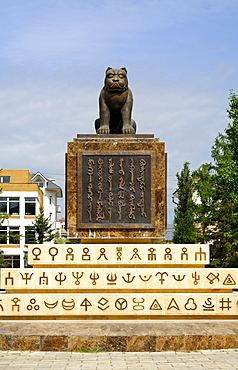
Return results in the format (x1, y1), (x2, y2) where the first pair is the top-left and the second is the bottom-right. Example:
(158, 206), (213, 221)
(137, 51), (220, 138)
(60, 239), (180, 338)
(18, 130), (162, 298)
(1, 268), (237, 291)
(0, 293), (237, 316)
(27, 244), (210, 266)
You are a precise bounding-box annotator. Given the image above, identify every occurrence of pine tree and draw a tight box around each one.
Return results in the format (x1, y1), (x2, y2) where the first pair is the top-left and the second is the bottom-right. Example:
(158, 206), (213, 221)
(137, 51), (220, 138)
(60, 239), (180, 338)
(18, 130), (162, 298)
(209, 91), (238, 266)
(173, 162), (197, 243)
(31, 207), (55, 244)
(172, 92), (238, 265)
(192, 163), (215, 244)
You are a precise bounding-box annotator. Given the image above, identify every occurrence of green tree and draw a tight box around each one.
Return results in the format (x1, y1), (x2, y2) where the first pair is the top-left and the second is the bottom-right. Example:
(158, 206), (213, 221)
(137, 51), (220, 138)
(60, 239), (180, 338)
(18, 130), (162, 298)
(172, 92), (238, 266)
(31, 207), (55, 244)
(173, 162), (197, 243)
(209, 91), (238, 266)
(192, 163), (215, 244)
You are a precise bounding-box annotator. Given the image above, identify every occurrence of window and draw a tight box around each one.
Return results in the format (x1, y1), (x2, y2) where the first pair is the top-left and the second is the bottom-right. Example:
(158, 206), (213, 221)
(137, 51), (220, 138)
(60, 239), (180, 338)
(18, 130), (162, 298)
(9, 226), (20, 244)
(3, 255), (20, 268)
(35, 177), (44, 188)
(0, 197), (19, 215)
(0, 226), (7, 244)
(9, 197), (19, 215)
(0, 176), (10, 183)
(25, 197), (36, 215)
(0, 226), (20, 245)
(0, 197), (7, 214)
(25, 226), (36, 244)
(24, 251), (28, 268)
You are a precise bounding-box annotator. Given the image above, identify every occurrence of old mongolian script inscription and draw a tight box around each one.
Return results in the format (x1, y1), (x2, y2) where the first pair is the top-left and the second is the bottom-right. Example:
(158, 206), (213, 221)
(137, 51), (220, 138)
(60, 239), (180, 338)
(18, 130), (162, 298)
(81, 154), (151, 226)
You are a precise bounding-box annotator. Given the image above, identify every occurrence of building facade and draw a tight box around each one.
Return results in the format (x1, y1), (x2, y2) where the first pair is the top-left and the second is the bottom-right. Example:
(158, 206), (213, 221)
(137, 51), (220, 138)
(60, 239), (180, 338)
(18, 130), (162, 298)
(0, 170), (62, 268)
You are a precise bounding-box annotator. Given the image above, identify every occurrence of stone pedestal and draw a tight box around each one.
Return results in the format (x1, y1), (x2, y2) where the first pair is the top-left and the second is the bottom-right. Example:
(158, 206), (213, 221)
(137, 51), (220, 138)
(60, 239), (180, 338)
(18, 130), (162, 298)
(66, 134), (166, 241)
(1, 243), (238, 319)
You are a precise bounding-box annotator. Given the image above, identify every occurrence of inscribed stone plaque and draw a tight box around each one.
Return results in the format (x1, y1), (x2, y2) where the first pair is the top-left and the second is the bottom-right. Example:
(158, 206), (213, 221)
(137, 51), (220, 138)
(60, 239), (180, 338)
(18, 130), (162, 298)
(78, 151), (154, 228)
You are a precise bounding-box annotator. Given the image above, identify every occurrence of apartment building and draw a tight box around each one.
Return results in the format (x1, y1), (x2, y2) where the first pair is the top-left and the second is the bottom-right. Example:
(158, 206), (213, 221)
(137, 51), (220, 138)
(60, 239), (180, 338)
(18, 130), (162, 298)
(0, 169), (62, 268)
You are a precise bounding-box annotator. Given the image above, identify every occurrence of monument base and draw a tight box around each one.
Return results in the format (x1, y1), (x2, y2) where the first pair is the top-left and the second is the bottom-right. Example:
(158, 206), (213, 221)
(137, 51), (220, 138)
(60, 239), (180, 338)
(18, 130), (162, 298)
(0, 320), (237, 351)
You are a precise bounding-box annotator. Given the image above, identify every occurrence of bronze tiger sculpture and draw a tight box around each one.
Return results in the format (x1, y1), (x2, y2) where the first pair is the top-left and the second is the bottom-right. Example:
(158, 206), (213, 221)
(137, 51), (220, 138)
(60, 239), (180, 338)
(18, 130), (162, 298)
(95, 67), (136, 134)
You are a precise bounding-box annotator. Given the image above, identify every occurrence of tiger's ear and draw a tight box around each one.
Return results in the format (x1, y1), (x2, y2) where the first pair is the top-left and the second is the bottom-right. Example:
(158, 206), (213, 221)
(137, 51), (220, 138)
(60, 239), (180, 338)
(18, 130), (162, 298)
(121, 67), (127, 74)
(106, 67), (113, 73)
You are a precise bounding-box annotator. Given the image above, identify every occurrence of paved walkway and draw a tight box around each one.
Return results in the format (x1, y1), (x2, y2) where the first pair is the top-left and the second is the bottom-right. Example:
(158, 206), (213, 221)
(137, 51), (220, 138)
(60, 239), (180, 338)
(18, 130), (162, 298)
(0, 349), (238, 369)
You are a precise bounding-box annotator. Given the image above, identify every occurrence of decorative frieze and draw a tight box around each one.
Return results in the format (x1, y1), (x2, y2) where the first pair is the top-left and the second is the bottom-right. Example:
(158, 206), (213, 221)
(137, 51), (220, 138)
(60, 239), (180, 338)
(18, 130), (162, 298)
(1, 268), (237, 291)
(1, 242), (236, 319)
(28, 244), (210, 266)
(0, 293), (237, 317)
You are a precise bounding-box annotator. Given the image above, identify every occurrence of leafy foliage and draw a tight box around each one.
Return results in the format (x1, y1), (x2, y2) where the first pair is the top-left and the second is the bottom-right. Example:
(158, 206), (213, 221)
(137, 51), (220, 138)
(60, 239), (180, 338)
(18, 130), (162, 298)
(173, 92), (238, 267)
(0, 249), (10, 268)
(172, 162), (197, 243)
(31, 207), (55, 244)
(192, 163), (215, 244)
(53, 232), (71, 244)
(209, 91), (238, 266)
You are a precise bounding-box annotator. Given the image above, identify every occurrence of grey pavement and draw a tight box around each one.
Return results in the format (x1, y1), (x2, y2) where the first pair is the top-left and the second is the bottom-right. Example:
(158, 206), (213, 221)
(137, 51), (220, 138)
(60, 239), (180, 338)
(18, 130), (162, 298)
(0, 349), (238, 369)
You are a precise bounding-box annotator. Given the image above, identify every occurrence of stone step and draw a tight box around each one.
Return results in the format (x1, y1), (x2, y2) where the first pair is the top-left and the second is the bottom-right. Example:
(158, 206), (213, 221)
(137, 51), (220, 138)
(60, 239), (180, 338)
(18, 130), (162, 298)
(0, 319), (238, 351)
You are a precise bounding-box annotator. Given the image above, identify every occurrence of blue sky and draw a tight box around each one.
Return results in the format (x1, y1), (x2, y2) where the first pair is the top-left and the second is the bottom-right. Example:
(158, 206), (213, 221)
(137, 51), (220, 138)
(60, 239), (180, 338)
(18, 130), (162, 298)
(0, 0), (238, 222)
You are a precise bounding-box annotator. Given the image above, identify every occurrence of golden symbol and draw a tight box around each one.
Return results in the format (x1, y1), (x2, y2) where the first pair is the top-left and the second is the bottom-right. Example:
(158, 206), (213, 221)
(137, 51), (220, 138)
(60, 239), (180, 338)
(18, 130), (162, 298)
(49, 247), (59, 261)
(202, 298), (215, 311)
(139, 275), (152, 282)
(167, 298), (180, 311)
(27, 298), (40, 311)
(115, 298), (127, 310)
(32, 247), (41, 261)
(107, 273), (117, 285)
(44, 301), (58, 309)
(172, 274), (186, 282)
(223, 274), (236, 285)
(184, 298), (197, 310)
(150, 299), (162, 310)
(206, 272), (220, 284)
(97, 297), (109, 311)
(62, 299), (75, 310)
(132, 298), (145, 310)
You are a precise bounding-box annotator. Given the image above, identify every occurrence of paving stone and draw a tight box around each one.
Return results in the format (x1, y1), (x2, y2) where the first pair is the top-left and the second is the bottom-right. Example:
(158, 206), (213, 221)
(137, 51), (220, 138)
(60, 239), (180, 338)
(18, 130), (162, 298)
(1, 349), (238, 369)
